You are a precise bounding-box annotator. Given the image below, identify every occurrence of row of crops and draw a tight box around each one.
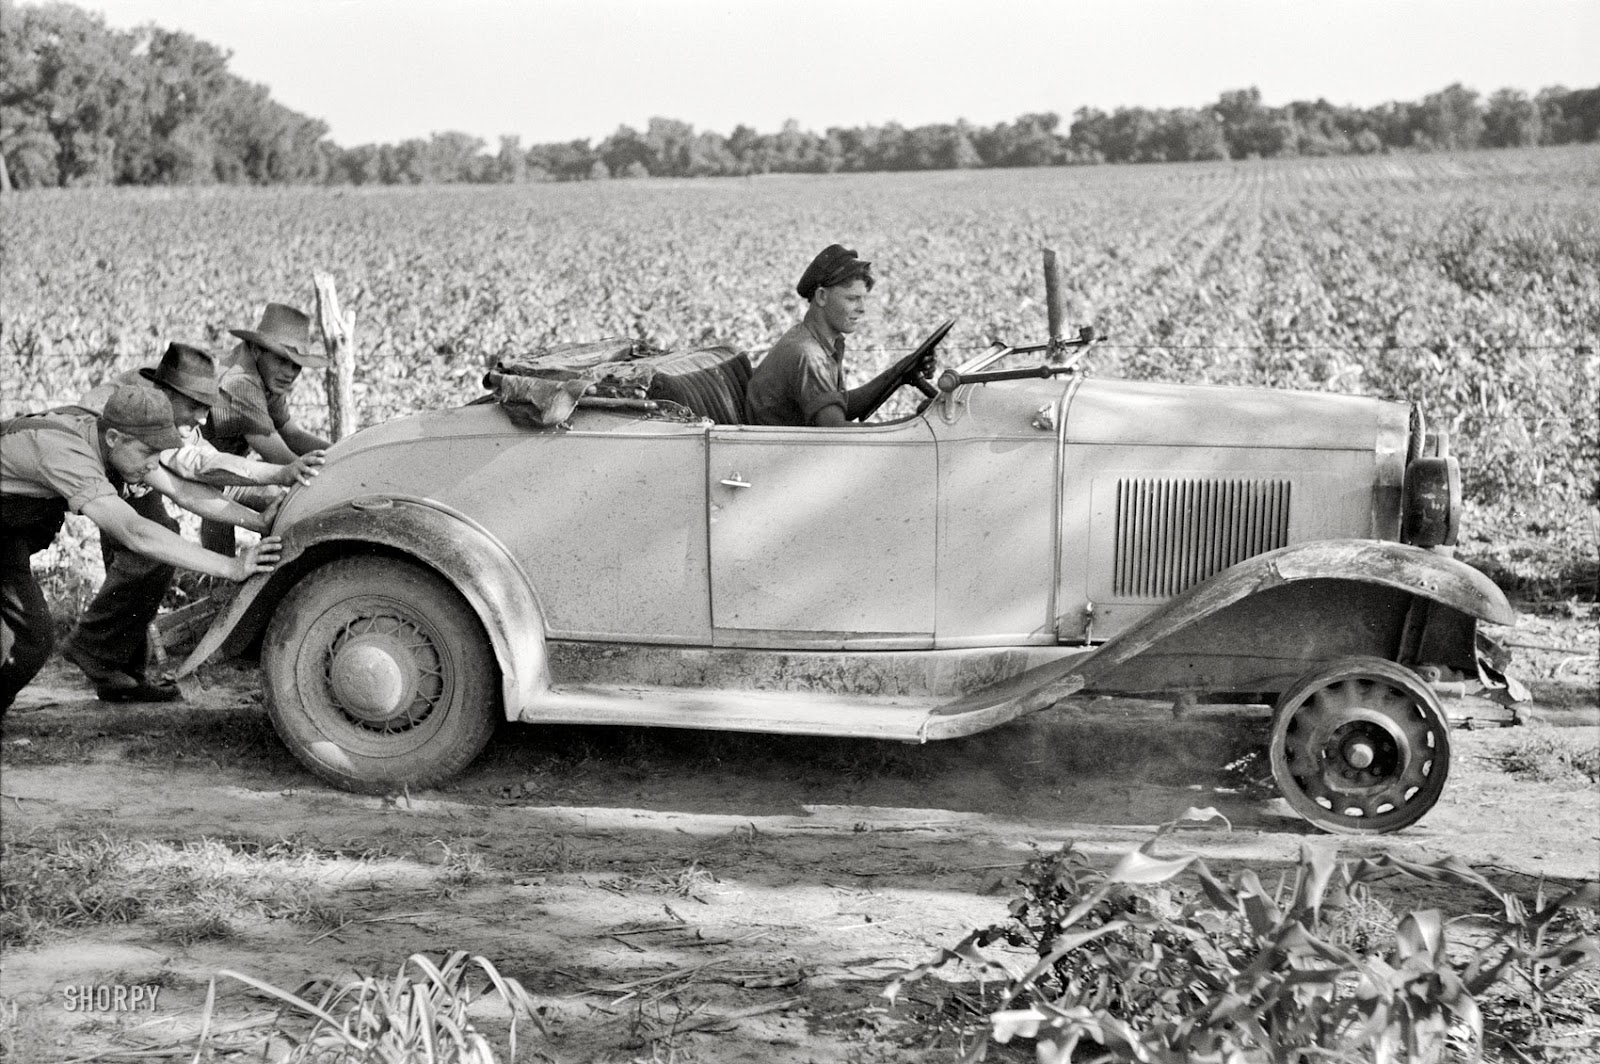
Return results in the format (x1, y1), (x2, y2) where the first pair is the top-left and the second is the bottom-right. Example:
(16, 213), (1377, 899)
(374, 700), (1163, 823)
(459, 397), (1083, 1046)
(2, 146), (1595, 596)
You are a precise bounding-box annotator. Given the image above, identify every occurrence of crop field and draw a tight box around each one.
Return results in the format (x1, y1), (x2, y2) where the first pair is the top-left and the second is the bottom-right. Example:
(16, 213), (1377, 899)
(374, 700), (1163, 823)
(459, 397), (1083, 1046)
(2, 146), (1597, 600)
(3, 144), (1600, 1064)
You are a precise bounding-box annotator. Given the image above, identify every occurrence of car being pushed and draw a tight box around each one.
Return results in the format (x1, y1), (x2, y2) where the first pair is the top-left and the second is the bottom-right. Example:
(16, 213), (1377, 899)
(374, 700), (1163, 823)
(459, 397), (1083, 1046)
(181, 300), (1522, 835)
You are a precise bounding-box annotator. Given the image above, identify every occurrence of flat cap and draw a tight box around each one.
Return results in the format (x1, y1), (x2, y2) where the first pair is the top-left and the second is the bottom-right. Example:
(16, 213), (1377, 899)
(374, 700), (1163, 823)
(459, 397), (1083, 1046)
(101, 383), (184, 451)
(797, 244), (872, 301)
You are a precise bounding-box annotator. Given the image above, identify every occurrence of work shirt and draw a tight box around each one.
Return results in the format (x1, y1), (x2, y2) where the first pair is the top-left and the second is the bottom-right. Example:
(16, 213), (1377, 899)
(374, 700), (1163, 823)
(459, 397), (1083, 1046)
(0, 411), (123, 513)
(79, 370), (261, 485)
(746, 320), (847, 427)
(203, 344), (292, 457)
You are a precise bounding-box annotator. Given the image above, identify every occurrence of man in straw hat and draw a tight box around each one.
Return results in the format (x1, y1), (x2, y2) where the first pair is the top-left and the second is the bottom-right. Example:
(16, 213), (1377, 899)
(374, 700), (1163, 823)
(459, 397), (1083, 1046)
(746, 244), (936, 427)
(201, 302), (332, 555)
(1, 385), (281, 714)
(56, 342), (325, 700)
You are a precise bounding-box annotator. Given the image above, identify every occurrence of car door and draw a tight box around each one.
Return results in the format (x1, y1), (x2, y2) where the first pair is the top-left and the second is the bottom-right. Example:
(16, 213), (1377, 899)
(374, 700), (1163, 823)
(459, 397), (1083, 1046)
(707, 420), (937, 648)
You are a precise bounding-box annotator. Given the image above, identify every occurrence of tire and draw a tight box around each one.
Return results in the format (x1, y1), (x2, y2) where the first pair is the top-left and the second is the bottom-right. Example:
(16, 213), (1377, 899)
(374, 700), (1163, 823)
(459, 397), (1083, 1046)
(1267, 656), (1451, 835)
(262, 556), (499, 793)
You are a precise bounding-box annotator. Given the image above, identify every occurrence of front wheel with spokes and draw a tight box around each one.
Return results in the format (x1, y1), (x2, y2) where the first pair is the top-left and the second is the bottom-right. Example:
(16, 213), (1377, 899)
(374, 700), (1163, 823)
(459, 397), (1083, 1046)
(262, 556), (499, 793)
(1268, 656), (1450, 835)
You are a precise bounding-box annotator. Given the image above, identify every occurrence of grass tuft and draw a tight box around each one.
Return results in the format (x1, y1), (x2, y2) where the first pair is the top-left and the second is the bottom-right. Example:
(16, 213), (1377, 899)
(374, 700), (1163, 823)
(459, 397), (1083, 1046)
(1499, 724), (1600, 782)
(197, 951), (544, 1064)
(0, 997), (63, 1063)
(0, 830), (365, 950)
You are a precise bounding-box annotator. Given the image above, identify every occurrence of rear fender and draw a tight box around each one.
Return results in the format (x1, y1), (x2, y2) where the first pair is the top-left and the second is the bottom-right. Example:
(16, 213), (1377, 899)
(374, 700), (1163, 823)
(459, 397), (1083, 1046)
(1075, 539), (1515, 694)
(178, 496), (549, 719)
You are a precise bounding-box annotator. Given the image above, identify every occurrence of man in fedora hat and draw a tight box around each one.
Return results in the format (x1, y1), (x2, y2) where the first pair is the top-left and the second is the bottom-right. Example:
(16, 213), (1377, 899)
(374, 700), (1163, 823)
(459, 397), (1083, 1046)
(56, 341), (324, 700)
(747, 244), (936, 427)
(2, 385), (282, 713)
(201, 302), (332, 555)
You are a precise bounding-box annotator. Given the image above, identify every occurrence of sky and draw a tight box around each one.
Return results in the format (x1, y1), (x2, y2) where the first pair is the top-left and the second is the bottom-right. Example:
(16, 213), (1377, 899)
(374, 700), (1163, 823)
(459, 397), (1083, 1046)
(70, 0), (1600, 148)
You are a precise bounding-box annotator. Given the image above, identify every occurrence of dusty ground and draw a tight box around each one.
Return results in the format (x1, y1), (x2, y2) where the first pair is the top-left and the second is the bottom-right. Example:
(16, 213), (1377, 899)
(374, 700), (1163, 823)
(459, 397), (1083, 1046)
(0, 608), (1596, 1063)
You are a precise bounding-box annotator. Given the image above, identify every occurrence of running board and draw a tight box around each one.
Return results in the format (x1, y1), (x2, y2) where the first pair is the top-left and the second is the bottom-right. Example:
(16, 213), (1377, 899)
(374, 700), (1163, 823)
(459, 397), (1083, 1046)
(516, 664), (1086, 742)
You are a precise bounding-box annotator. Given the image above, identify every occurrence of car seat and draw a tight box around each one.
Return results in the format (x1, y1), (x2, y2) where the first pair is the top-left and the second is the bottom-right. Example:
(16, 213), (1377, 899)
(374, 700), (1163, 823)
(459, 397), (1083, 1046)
(645, 346), (753, 425)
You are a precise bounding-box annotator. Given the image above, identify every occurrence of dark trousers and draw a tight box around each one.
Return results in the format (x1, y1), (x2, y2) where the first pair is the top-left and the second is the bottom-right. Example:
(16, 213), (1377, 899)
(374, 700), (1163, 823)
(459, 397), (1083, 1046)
(1, 496), (67, 714)
(200, 485), (277, 557)
(200, 517), (237, 556)
(66, 489), (177, 682)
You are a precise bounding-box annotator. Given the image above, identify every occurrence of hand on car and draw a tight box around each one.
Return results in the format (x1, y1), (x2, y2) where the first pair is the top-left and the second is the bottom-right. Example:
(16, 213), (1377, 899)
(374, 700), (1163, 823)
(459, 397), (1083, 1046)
(278, 451), (327, 486)
(233, 536), (283, 580)
(258, 493), (286, 529)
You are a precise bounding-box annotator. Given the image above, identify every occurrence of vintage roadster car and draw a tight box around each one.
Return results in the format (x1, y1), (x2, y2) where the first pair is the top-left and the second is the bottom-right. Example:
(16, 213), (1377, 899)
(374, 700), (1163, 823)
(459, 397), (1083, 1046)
(181, 312), (1521, 835)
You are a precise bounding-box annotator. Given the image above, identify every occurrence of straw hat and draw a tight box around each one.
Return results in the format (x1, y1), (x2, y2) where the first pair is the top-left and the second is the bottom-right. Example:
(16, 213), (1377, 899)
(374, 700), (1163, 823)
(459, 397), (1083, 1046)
(229, 303), (329, 368)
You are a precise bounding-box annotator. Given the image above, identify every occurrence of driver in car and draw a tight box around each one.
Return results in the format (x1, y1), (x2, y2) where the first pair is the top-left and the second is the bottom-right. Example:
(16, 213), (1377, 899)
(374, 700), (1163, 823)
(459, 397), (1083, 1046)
(746, 244), (935, 427)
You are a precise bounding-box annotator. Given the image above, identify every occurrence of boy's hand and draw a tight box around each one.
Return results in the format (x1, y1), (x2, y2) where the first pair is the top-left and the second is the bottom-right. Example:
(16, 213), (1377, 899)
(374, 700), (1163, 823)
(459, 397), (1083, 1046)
(277, 451), (327, 486)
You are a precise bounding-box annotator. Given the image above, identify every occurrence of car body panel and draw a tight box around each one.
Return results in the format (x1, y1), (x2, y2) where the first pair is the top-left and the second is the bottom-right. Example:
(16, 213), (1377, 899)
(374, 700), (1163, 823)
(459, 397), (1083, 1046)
(924, 377), (1065, 647)
(1052, 378), (1409, 639)
(1072, 539), (1515, 692)
(180, 496), (550, 713)
(706, 419), (937, 647)
(271, 405), (714, 643)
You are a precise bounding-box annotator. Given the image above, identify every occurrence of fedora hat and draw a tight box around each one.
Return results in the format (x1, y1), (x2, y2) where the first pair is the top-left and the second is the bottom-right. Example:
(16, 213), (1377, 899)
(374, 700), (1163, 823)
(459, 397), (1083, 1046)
(138, 342), (219, 408)
(229, 303), (329, 368)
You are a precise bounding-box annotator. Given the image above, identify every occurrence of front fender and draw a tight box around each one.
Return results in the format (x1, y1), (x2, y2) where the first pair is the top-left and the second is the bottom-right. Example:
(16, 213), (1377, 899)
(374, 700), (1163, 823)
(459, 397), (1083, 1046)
(178, 496), (549, 719)
(1075, 539), (1515, 690)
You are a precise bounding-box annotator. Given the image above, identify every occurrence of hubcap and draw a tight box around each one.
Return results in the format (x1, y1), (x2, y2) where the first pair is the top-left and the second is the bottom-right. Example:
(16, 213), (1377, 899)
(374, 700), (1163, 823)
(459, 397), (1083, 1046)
(330, 636), (414, 722)
(1279, 676), (1441, 824)
(1343, 738), (1377, 770)
(323, 613), (445, 733)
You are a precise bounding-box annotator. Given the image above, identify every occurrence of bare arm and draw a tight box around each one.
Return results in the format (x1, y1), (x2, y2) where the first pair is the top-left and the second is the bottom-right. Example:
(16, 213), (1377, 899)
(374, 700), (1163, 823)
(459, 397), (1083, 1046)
(244, 428), (301, 464)
(278, 419), (331, 455)
(246, 423), (329, 463)
(143, 467), (272, 534)
(171, 447), (325, 487)
(82, 495), (281, 581)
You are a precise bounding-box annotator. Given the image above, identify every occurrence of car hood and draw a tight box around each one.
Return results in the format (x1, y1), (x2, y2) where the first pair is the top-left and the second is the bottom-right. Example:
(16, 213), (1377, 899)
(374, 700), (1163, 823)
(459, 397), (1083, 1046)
(1063, 377), (1407, 451)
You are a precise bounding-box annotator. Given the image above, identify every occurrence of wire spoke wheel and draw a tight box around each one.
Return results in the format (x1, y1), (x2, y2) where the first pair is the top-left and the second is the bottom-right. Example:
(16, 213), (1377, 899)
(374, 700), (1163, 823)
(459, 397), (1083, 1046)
(1269, 656), (1450, 834)
(263, 557), (498, 793)
(323, 611), (447, 735)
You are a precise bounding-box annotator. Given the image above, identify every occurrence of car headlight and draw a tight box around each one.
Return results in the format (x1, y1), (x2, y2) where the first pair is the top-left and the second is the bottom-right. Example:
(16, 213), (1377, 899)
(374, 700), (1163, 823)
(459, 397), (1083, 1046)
(1402, 427), (1461, 548)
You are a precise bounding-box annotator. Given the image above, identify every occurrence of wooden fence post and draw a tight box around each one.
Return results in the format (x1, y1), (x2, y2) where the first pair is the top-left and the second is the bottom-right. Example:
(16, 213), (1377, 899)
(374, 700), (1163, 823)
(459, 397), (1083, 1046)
(313, 272), (358, 441)
(1042, 247), (1066, 362)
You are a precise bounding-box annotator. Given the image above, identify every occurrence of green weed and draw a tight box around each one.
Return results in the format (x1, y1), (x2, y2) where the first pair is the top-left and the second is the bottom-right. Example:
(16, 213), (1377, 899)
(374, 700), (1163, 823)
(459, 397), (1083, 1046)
(1499, 725), (1600, 782)
(196, 951), (543, 1064)
(887, 808), (1600, 1064)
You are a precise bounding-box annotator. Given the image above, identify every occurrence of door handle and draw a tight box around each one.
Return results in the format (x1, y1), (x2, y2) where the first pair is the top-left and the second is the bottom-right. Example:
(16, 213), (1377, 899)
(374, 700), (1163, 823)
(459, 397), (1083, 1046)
(719, 474), (751, 489)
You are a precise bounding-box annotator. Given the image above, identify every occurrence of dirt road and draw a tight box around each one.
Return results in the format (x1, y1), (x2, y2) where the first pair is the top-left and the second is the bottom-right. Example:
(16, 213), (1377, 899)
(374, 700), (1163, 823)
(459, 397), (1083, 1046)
(2, 652), (1596, 1062)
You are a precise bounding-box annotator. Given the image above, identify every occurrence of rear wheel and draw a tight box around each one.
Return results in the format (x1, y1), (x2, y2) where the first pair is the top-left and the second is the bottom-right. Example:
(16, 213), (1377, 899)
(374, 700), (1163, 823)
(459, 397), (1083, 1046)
(1268, 657), (1450, 834)
(262, 556), (498, 793)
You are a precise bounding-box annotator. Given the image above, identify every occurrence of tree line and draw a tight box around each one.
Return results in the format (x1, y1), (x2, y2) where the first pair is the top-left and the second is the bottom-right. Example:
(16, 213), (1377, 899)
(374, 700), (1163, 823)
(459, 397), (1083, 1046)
(3, 0), (1597, 190)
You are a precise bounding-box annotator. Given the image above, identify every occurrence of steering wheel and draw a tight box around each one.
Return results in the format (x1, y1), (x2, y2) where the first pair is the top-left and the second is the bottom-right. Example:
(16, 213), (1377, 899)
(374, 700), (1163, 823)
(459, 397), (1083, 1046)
(859, 318), (955, 421)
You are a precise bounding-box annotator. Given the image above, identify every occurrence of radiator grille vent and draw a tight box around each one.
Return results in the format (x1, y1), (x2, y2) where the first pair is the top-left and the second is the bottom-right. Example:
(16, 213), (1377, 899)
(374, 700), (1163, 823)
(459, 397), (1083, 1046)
(1114, 478), (1291, 598)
